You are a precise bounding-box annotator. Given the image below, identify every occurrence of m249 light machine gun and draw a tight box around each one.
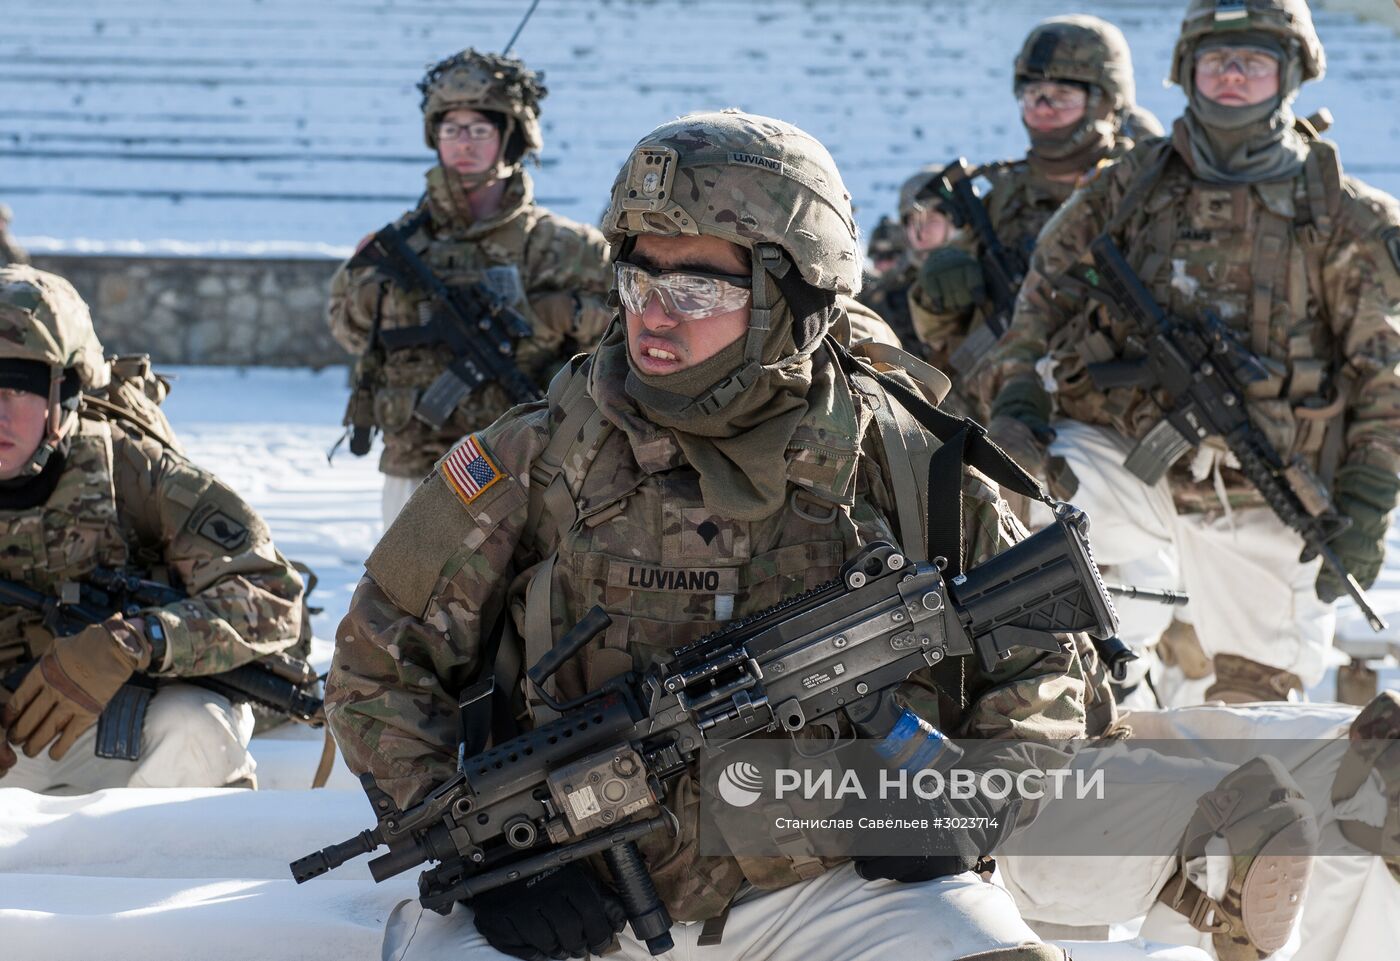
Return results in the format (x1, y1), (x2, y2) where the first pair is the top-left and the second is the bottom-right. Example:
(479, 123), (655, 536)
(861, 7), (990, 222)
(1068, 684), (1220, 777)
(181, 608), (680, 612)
(292, 506), (1118, 956)
(1073, 233), (1386, 632)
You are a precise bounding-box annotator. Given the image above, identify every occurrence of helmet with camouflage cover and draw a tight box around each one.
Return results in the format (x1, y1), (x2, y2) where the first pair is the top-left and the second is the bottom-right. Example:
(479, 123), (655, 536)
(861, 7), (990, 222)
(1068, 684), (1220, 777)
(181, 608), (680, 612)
(1170, 0), (1325, 87)
(601, 109), (860, 412)
(897, 165), (947, 222)
(418, 49), (547, 175)
(867, 214), (903, 262)
(1014, 15), (1136, 113)
(0, 265), (109, 476)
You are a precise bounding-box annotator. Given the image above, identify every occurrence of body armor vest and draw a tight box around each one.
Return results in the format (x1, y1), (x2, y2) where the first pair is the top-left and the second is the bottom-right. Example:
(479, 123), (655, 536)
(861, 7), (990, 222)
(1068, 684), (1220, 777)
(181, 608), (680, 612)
(0, 421), (128, 670)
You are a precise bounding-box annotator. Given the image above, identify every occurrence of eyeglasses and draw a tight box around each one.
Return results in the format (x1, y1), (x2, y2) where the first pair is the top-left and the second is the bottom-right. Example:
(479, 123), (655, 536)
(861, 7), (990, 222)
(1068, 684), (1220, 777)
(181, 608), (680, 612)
(1195, 47), (1280, 79)
(1016, 82), (1088, 112)
(615, 261), (752, 321)
(437, 121), (499, 143)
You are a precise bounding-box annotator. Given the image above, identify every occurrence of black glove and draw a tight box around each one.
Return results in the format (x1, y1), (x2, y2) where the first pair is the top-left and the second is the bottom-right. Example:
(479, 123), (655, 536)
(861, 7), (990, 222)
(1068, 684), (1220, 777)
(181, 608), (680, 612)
(916, 246), (987, 314)
(1315, 463), (1399, 603)
(470, 863), (627, 961)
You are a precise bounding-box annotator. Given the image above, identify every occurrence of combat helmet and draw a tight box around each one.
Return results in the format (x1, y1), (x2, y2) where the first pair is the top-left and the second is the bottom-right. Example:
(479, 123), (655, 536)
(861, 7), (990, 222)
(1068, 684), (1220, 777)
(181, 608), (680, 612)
(418, 49), (547, 180)
(1171, 0), (1325, 87)
(0, 265), (109, 476)
(602, 110), (861, 420)
(897, 165), (948, 222)
(866, 214), (904, 263)
(1014, 15), (1136, 114)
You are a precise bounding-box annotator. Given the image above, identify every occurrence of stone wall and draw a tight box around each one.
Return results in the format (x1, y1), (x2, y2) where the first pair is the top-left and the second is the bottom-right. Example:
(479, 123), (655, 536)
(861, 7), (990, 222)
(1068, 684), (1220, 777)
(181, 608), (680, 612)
(29, 254), (349, 367)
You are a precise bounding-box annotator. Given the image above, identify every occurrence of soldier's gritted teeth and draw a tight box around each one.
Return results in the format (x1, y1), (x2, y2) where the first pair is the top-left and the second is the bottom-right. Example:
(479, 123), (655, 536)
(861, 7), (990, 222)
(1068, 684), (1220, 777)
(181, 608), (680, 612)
(623, 234), (752, 376)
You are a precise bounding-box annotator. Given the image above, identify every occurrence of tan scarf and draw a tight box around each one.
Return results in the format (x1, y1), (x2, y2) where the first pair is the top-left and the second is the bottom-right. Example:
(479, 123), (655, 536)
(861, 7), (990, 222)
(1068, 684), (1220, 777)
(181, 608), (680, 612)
(588, 309), (815, 522)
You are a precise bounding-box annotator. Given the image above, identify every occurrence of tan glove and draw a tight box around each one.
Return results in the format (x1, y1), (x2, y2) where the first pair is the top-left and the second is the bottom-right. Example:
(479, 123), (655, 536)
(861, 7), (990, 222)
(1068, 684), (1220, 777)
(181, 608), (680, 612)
(2, 618), (150, 761)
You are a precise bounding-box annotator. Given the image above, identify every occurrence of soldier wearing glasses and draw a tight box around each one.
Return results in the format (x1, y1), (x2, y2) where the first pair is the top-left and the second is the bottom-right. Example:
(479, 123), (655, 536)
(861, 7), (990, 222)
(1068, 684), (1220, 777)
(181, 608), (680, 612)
(327, 49), (613, 525)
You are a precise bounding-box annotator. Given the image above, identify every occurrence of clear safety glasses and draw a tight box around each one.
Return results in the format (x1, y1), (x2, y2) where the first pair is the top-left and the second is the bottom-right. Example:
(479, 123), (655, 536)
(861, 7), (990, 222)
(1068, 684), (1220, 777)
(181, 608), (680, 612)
(1194, 47), (1280, 80)
(614, 261), (752, 321)
(437, 121), (499, 143)
(1016, 82), (1089, 112)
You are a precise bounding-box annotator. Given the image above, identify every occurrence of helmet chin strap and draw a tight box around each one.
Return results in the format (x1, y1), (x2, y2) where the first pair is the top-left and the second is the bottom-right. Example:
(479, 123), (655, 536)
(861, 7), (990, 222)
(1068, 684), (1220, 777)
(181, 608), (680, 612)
(20, 373), (67, 477)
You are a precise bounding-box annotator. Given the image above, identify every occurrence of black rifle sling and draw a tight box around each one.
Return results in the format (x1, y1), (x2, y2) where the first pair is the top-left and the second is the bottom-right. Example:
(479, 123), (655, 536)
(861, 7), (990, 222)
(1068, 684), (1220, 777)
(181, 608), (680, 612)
(832, 342), (1047, 577)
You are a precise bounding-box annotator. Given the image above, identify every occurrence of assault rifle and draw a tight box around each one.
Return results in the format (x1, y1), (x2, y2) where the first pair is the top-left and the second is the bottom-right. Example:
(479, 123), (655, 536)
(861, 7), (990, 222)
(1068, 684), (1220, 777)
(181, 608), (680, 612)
(0, 569), (323, 761)
(1072, 233), (1386, 632)
(923, 159), (1029, 376)
(291, 506), (1118, 956)
(347, 220), (541, 448)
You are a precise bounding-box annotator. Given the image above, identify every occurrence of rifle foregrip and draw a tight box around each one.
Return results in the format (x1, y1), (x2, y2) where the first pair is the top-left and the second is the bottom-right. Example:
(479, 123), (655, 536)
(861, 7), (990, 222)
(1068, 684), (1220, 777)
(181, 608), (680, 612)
(602, 841), (674, 956)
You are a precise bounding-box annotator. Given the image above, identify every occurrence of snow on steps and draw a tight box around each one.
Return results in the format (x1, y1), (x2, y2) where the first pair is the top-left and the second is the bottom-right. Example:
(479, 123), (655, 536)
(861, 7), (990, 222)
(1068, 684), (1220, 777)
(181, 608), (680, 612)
(3, 0), (1399, 254)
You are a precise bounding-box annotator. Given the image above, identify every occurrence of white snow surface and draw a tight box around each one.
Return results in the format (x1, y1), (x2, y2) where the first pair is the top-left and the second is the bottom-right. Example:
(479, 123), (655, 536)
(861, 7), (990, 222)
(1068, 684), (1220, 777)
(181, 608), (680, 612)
(0, 365), (1396, 959)
(4, 0), (1400, 255)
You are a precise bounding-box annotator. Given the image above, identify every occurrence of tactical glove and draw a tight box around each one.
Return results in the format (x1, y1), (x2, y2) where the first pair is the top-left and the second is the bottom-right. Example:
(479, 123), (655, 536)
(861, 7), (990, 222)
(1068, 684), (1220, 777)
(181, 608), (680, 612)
(1314, 463), (1399, 603)
(470, 862), (627, 961)
(3, 618), (150, 761)
(916, 247), (986, 315)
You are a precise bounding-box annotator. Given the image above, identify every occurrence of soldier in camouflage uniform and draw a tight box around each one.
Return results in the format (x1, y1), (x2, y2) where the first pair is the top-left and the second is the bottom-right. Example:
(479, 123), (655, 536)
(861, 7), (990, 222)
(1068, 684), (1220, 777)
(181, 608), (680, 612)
(910, 16), (1158, 421)
(328, 110), (1089, 961)
(985, 0), (1400, 705)
(0, 203), (29, 267)
(865, 213), (905, 280)
(0, 266), (305, 792)
(858, 166), (958, 361)
(327, 50), (613, 526)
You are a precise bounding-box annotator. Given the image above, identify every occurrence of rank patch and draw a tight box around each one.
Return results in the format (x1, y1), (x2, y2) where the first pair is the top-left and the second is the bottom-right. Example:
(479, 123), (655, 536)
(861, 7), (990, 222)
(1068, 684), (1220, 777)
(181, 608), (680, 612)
(441, 434), (503, 506)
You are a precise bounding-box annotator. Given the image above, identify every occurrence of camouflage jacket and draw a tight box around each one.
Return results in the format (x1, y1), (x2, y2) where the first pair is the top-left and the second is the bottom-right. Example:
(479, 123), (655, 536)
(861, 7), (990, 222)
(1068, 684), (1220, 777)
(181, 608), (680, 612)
(328, 326), (1089, 922)
(909, 160), (1077, 421)
(988, 133), (1400, 512)
(327, 167), (613, 478)
(0, 412), (305, 678)
(856, 260), (924, 359)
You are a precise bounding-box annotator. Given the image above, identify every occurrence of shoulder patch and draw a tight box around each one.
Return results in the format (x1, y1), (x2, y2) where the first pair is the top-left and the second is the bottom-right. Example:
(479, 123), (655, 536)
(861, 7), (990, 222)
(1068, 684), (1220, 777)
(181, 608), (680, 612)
(188, 503), (249, 550)
(440, 434), (504, 506)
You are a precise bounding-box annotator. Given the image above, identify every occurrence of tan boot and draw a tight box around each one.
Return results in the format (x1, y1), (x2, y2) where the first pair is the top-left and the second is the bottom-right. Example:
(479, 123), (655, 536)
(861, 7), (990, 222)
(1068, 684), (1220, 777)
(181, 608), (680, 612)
(1336, 657), (1379, 707)
(1205, 654), (1303, 704)
(1156, 620), (1213, 680)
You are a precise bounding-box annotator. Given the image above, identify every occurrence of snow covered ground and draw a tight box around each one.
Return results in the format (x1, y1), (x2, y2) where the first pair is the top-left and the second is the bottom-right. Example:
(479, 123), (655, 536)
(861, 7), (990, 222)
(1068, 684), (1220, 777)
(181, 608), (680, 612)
(0, 366), (1396, 960)
(4, 0), (1399, 255)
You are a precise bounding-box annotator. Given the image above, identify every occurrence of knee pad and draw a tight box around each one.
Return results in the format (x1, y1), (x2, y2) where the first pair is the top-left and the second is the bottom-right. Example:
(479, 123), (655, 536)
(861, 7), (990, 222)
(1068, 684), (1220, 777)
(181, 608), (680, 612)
(1332, 690), (1400, 884)
(1158, 756), (1317, 960)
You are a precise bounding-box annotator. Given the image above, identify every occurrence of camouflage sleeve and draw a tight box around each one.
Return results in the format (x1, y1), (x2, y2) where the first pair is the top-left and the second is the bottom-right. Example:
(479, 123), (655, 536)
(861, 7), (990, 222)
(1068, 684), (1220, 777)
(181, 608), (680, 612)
(954, 482), (1088, 744)
(986, 166), (1121, 421)
(523, 212), (614, 353)
(326, 403), (554, 808)
(1327, 185), (1400, 473)
(114, 428), (305, 676)
(325, 253), (385, 357)
(908, 233), (981, 355)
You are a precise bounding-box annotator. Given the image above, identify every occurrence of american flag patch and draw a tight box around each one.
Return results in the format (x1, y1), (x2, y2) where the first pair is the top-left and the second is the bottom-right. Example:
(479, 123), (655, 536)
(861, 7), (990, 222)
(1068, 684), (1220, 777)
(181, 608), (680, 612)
(440, 434), (503, 505)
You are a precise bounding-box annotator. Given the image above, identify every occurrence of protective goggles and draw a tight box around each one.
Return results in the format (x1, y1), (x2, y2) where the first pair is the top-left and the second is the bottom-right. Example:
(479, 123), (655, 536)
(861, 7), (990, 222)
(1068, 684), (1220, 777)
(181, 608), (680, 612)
(614, 261), (751, 321)
(1016, 82), (1089, 112)
(437, 120), (499, 142)
(1194, 46), (1280, 79)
